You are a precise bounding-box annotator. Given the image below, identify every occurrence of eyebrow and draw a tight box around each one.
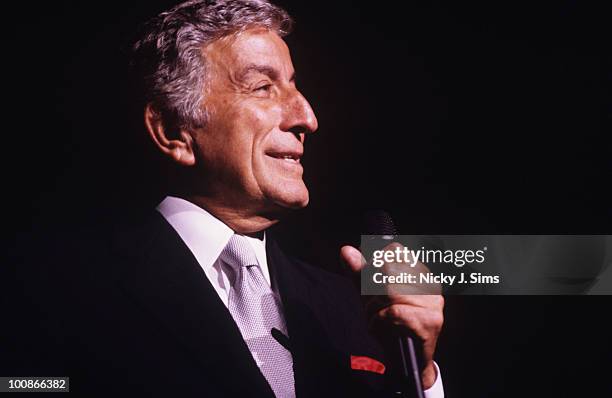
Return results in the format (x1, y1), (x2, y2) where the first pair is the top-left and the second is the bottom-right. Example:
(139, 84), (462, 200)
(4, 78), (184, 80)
(236, 63), (296, 82)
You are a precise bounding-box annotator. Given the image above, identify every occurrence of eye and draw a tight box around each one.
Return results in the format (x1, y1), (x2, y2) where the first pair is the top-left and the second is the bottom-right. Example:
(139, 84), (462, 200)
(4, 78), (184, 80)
(254, 84), (272, 92)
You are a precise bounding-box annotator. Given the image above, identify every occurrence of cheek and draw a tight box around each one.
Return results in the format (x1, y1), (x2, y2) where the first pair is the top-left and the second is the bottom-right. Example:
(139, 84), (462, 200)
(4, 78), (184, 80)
(247, 104), (282, 143)
(222, 99), (279, 140)
(204, 99), (283, 170)
(233, 110), (283, 173)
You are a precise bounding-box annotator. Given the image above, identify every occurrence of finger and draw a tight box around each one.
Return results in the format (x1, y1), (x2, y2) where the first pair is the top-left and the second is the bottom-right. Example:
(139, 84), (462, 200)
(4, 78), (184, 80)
(340, 245), (367, 273)
(385, 294), (445, 310)
(365, 295), (444, 321)
(377, 304), (444, 340)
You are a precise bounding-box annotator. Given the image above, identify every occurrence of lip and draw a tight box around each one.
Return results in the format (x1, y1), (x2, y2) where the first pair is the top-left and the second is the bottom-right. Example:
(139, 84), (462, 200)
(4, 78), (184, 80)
(265, 150), (303, 162)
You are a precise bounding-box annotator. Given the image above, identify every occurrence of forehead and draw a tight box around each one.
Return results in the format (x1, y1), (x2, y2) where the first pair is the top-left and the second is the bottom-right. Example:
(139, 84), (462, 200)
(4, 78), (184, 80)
(203, 28), (293, 76)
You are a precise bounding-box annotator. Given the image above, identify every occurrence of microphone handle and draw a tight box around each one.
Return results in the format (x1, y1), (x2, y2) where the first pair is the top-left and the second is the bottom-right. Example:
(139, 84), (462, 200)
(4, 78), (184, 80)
(361, 210), (424, 397)
(398, 335), (425, 398)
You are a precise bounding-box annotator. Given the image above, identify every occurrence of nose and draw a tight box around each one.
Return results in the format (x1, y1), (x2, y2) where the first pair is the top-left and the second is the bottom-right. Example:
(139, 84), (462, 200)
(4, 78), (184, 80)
(279, 88), (318, 137)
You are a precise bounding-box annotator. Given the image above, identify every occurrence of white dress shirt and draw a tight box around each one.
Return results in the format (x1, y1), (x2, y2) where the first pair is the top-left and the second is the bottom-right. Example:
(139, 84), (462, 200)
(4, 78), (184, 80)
(157, 195), (271, 306)
(156, 196), (444, 397)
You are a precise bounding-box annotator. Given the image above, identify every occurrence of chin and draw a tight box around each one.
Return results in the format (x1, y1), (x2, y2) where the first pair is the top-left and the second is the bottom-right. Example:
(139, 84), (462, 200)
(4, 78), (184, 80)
(267, 181), (310, 210)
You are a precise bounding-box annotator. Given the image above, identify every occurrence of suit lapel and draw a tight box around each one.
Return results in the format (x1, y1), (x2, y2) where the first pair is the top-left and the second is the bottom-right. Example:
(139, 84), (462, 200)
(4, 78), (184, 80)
(111, 211), (275, 397)
(267, 236), (351, 396)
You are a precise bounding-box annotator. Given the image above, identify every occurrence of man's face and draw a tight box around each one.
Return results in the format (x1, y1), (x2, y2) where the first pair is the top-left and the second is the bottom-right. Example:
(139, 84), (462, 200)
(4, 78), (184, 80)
(194, 28), (318, 213)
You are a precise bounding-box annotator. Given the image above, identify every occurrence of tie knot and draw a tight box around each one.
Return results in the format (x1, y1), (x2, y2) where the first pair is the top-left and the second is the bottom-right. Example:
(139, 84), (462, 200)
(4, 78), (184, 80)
(220, 234), (259, 269)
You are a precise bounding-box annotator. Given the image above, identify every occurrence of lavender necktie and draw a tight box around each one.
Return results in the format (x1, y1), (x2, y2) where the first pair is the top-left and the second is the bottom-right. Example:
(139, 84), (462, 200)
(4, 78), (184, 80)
(220, 234), (295, 398)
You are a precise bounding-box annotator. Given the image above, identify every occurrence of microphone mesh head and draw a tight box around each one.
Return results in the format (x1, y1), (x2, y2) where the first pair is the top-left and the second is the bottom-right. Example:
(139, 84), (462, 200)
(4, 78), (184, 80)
(363, 210), (398, 235)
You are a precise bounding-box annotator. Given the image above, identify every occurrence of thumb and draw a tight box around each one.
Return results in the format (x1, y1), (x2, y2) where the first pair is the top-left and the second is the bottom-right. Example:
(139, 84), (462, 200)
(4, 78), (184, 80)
(340, 245), (367, 273)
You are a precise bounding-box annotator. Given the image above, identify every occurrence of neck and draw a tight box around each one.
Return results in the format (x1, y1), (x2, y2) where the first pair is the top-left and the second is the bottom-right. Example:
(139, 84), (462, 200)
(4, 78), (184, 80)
(182, 194), (280, 234)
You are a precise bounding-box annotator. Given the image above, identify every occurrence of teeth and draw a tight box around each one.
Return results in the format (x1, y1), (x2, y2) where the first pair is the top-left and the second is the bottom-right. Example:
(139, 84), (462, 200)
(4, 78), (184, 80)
(281, 155), (300, 163)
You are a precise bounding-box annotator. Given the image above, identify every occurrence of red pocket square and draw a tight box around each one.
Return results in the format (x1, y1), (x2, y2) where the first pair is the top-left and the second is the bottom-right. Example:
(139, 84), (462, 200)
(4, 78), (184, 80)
(350, 355), (386, 374)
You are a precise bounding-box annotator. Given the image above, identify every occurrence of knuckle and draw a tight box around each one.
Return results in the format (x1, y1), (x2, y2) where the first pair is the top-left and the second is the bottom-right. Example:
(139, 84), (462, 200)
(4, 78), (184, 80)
(434, 295), (445, 309)
(428, 311), (444, 331)
(386, 304), (404, 319)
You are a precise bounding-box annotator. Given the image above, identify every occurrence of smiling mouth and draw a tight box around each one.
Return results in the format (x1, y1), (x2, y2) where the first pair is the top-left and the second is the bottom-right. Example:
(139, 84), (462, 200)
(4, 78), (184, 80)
(267, 152), (302, 164)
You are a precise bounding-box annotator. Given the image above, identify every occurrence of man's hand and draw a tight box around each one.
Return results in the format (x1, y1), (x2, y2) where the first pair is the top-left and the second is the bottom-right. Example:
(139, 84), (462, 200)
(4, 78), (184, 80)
(340, 244), (444, 389)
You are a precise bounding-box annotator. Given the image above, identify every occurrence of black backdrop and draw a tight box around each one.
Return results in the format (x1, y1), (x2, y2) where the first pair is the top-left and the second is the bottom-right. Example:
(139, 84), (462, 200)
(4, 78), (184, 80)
(3, 1), (611, 396)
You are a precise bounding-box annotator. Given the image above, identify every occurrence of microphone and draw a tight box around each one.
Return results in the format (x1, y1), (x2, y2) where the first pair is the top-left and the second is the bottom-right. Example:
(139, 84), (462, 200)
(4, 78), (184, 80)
(363, 210), (425, 398)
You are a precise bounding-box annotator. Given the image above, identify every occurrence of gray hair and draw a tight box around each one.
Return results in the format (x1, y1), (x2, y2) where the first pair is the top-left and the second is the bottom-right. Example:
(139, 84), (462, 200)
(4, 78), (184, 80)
(132, 0), (293, 131)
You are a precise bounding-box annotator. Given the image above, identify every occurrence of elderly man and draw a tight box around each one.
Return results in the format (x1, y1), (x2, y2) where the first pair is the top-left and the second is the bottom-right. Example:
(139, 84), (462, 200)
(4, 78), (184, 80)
(135, 0), (445, 396)
(21, 1), (444, 397)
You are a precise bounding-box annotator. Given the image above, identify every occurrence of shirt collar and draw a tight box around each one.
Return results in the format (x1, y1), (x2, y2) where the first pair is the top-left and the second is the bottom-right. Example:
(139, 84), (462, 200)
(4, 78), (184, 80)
(156, 196), (269, 283)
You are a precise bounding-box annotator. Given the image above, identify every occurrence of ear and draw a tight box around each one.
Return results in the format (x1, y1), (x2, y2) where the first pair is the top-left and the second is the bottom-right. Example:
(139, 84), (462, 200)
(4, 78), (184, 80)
(144, 103), (196, 166)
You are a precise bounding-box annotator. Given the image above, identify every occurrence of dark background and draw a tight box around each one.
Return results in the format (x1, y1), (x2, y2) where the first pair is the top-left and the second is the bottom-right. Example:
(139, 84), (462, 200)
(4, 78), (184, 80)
(3, 0), (611, 396)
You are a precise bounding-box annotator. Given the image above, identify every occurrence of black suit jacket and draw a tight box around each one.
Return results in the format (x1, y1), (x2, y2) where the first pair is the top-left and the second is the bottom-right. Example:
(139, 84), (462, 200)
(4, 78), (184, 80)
(10, 209), (397, 397)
